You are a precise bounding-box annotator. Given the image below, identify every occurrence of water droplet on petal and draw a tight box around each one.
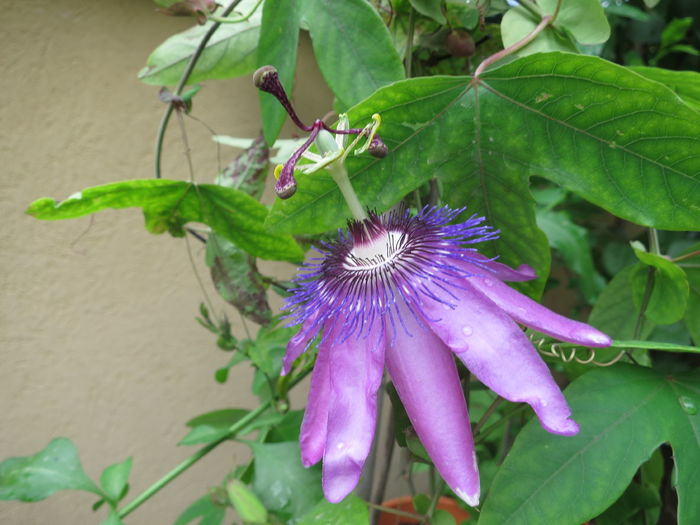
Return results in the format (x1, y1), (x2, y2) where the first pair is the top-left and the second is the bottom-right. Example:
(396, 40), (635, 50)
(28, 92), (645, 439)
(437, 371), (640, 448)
(462, 325), (473, 336)
(678, 396), (698, 415)
(483, 278), (494, 287)
(336, 441), (345, 450)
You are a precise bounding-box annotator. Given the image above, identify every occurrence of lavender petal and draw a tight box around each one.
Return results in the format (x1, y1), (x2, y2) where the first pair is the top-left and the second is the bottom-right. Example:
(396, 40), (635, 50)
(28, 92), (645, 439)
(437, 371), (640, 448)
(386, 303), (480, 506)
(420, 281), (580, 436)
(322, 323), (385, 503)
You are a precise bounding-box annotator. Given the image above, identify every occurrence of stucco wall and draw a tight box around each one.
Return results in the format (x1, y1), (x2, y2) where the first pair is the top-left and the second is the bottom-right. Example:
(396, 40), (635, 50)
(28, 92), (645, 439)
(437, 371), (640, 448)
(0, 1), (331, 523)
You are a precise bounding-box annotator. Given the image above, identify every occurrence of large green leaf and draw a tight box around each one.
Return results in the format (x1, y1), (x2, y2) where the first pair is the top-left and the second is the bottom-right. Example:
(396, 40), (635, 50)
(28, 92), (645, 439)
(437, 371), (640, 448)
(479, 365), (700, 525)
(138, 0), (261, 85)
(257, 0), (301, 145)
(302, 0), (405, 109)
(268, 53), (700, 295)
(99, 457), (132, 504)
(249, 441), (323, 521)
(0, 438), (101, 502)
(629, 66), (700, 111)
(26, 179), (303, 262)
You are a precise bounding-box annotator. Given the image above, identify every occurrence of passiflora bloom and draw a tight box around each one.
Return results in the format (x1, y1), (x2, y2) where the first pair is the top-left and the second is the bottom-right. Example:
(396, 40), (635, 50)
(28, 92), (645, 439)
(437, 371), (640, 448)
(281, 206), (611, 506)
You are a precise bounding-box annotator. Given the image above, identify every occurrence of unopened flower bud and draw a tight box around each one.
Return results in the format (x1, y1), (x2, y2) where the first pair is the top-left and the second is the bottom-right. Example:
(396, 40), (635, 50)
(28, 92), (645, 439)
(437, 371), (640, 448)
(274, 163), (297, 199)
(368, 136), (388, 158)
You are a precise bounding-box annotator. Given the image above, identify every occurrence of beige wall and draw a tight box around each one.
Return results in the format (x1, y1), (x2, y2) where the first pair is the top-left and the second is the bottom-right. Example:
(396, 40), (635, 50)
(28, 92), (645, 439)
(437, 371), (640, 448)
(0, 1), (332, 523)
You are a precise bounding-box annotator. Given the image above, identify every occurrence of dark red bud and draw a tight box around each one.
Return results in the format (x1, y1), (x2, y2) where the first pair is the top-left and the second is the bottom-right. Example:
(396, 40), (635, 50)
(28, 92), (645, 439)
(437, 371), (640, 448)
(368, 136), (389, 158)
(446, 30), (475, 58)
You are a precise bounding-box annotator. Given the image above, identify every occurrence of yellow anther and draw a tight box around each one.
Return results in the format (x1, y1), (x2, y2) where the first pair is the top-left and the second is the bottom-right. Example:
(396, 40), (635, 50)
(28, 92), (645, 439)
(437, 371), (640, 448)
(273, 164), (283, 180)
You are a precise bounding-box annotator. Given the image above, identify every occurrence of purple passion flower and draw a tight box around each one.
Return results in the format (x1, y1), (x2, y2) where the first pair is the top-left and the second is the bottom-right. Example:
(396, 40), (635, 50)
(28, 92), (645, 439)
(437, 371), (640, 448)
(281, 206), (611, 505)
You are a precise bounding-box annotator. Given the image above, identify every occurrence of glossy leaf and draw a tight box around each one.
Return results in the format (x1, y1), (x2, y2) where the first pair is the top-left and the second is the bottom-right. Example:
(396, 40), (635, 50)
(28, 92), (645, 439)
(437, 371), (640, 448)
(632, 247), (689, 325)
(138, 0), (261, 85)
(257, 0), (301, 144)
(409, 0), (446, 24)
(479, 365), (700, 525)
(628, 67), (700, 110)
(26, 179), (303, 263)
(302, 0), (404, 109)
(99, 457), (132, 503)
(268, 53), (700, 295)
(536, 208), (605, 303)
(0, 438), (101, 501)
(501, 7), (577, 55)
(588, 265), (654, 340)
(174, 495), (226, 525)
(249, 441), (323, 521)
(297, 494), (369, 525)
(206, 234), (272, 324)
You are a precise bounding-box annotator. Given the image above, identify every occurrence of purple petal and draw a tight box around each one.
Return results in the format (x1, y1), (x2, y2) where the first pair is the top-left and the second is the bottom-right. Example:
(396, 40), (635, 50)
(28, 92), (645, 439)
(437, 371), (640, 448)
(299, 332), (331, 467)
(462, 253), (537, 282)
(322, 322), (385, 503)
(386, 303), (480, 506)
(282, 312), (320, 376)
(420, 282), (579, 436)
(463, 263), (611, 347)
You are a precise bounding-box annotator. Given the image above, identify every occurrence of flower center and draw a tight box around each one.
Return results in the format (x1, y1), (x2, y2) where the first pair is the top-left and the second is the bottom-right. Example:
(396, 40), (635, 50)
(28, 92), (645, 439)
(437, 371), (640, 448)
(343, 230), (406, 271)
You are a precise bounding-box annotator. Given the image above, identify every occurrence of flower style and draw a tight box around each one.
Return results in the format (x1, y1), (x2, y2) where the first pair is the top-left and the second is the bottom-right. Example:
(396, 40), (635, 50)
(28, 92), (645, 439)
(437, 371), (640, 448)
(281, 206), (611, 506)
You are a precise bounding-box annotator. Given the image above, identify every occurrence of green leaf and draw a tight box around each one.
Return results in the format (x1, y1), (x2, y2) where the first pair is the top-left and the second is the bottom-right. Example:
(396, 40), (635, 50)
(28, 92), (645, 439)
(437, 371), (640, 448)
(226, 480), (268, 524)
(588, 265), (653, 340)
(249, 323), (296, 377)
(268, 53), (700, 295)
(265, 410), (305, 443)
(632, 246), (689, 325)
(181, 409), (248, 445)
(249, 441), (323, 521)
(99, 457), (132, 504)
(138, 0), (261, 85)
(174, 494), (226, 525)
(660, 17), (693, 49)
(257, 0), (301, 144)
(502, 0), (609, 56)
(479, 365), (700, 525)
(302, 0), (404, 109)
(206, 234), (272, 324)
(0, 438), (101, 501)
(540, 0), (610, 45)
(536, 208), (605, 303)
(409, 0), (446, 25)
(501, 7), (577, 55)
(628, 67), (700, 111)
(27, 179), (303, 263)
(297, 494), (369, 525)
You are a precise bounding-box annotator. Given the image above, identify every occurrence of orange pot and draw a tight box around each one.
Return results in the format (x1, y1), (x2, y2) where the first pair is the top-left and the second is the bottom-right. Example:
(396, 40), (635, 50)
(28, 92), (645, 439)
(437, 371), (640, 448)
(377, 496), (470, 525)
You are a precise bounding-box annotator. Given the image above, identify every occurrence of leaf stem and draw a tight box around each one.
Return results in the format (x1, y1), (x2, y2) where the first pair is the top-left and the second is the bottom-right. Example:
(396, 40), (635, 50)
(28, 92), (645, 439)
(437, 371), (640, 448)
(473, 15), (552, 77)
(365, 501), (424, 522)
(673, 250), (700, 263)
(117, 400), (271, 519)
(117, 369), (310, 519)
(207, 0), (263, 24)
(154, 0), (245, 178)
(404, 8), (416, 78)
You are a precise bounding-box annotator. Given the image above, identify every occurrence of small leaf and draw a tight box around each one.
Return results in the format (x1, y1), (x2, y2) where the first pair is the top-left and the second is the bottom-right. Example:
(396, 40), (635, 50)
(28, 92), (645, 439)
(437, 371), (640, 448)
(302, 0), (404, 109)
(0, 438), (101, 502)
(206, 234), (272, 324)
(536, 207), (605, 303)
(540, 0), (610, 45)
(409, 0), (446, 25)
(174, 494), (226, 525)
(227, 480), (268, 524)
(249, 441), (323, 521)
(632, 247), (689, 324)
(26, 179), (303, 263)
(297, 494), (369, 525)
(100, 457), (132, 504)
(501, 7), (577, 55)
(138, 0), (261, 85)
